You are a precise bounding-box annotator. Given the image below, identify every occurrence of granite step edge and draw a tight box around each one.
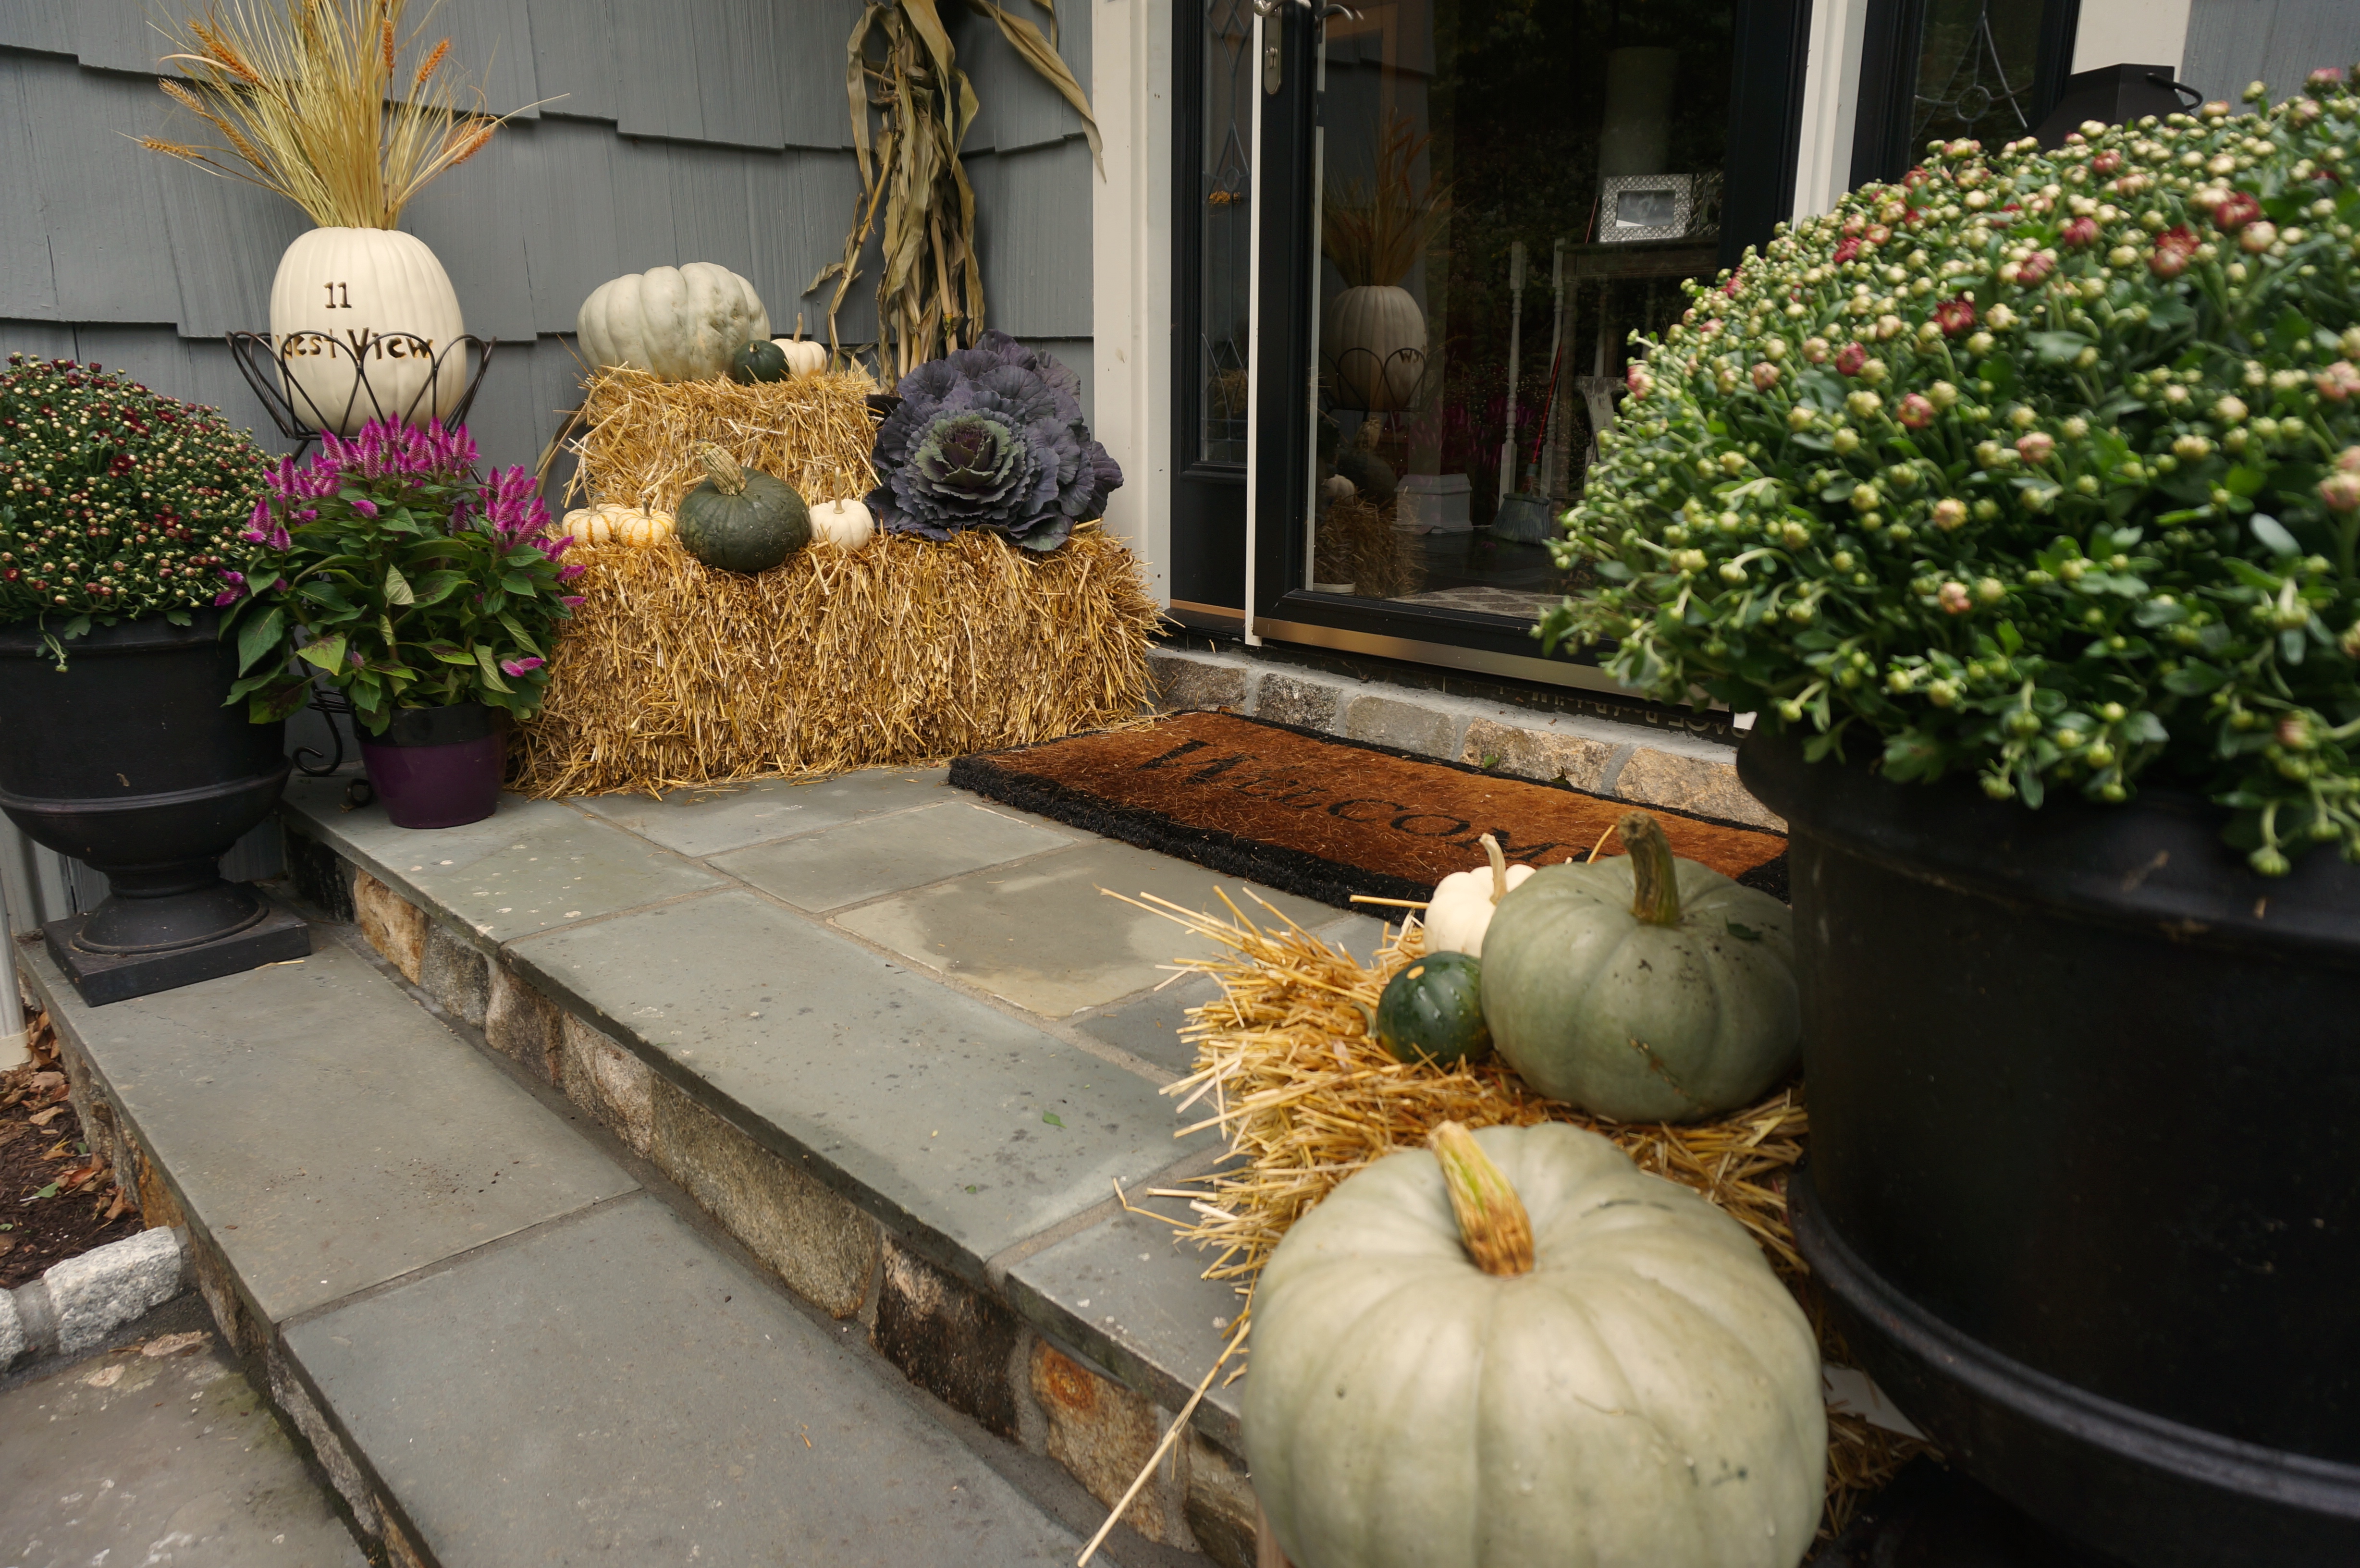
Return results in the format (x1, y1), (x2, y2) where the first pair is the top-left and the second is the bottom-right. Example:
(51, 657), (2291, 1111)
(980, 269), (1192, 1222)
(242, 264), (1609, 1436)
(278, 829), (1271, 1563)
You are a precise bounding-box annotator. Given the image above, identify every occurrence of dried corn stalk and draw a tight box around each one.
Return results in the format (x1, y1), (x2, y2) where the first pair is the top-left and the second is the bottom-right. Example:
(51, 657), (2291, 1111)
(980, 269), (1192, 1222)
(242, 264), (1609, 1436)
(812, 0), (1102, 378)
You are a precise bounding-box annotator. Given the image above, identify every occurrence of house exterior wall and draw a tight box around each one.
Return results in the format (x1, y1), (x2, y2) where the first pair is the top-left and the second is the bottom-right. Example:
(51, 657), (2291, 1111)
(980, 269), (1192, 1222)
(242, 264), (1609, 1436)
(0, 0), (1098, 930)
(0, 0), (1097, 479)
(2181, 0), (2358, 105)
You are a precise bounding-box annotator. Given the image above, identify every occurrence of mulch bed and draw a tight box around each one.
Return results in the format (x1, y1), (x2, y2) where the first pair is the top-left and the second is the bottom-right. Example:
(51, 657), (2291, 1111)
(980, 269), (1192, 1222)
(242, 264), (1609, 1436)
(951, 710), (1788, 912)
(1, 992), (138, 1289)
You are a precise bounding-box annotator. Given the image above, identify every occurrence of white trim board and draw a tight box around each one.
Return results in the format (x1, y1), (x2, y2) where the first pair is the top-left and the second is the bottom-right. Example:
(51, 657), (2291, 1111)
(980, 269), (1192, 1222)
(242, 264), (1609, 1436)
(1091, 0), (1176, 606)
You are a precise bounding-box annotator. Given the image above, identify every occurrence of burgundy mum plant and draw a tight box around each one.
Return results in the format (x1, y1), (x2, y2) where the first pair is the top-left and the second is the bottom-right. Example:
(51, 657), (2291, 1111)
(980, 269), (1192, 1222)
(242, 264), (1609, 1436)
(0, 355), (264, 641)
(1546, 72), (2360, 874)
(219, 417), (581, 732)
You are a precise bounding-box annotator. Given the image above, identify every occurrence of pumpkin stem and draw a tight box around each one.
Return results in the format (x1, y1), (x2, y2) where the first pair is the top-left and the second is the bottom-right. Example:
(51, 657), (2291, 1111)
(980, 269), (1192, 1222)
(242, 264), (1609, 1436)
(1480, 833), (1508, 904)
(693, 442), (748, 496)
(1618, 811), (1683, 927)
(1427, 1121), (1535, 1277)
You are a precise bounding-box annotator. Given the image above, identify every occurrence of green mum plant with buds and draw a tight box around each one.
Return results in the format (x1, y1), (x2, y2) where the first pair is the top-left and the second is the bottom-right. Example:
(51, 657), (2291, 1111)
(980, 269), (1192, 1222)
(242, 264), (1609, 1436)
(0, 355), (265, 645)
(1543, 71), (2360, 876)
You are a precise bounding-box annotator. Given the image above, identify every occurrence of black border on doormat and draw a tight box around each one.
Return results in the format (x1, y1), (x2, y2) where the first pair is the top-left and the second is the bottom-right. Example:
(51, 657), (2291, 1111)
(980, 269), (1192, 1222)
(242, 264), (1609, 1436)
(950, 713), (1788, 915)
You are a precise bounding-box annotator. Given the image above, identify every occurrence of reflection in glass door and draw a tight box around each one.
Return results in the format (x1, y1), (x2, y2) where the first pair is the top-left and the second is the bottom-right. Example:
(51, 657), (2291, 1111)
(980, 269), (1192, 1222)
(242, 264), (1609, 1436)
(1304, 0), (1736, 629)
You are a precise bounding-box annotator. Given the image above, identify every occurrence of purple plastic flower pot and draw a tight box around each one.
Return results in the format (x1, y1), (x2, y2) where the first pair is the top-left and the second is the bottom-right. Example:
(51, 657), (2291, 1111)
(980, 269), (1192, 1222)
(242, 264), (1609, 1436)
(358, 702), (506, 830)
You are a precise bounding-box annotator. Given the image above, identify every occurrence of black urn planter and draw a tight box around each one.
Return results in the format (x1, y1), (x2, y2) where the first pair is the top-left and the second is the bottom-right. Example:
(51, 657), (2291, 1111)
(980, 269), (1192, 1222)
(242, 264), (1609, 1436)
(1738, 732), (2360, 1566)
(0, 611), (309, 1004)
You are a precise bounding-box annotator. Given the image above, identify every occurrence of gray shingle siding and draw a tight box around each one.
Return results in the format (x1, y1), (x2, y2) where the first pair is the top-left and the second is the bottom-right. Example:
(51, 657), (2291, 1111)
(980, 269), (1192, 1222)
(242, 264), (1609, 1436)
(0, 0), (1094, 476)
(2180, 0), (2359, 107)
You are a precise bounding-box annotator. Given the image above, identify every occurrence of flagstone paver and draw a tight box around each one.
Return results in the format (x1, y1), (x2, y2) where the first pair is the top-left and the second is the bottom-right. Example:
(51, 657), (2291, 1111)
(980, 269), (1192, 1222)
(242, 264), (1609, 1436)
(0, 1327), (366, 1568)
(713, 798), (1079, 912)
(283, 1196), (1081, 1567)
(1005, 1204), (1251, 1445)
(504, 888), (1216, 1271)
(579, 768), (955, 857)
(55, 939), (636, 1325)
(832, 838), (1339, 1017)
(285, 777), (727, 946)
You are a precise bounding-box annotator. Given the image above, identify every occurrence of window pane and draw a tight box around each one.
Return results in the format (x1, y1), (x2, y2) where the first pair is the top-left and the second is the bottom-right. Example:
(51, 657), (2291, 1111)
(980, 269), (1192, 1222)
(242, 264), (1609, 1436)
(1307, 0), (1733, 622)
(1201, 0), (1255, 465)
(1911, 0), (2047, 151)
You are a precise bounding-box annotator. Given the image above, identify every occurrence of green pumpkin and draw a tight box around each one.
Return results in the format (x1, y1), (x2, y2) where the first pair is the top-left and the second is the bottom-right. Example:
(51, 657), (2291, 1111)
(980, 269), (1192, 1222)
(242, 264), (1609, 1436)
(676, 443), (811, 574)
(1374, 952), (1490, 1066)
(728, 339), (788, 384)
(1481, 812), (1798, 1122)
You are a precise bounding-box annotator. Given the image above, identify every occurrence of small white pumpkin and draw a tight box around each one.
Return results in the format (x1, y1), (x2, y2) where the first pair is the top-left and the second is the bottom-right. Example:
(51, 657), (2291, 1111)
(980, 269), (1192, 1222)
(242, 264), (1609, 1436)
(562, 503), (675, 547)
(577, 263), (770, 382)
(1246, 1121), (1825, 1568)
(772, 337), (830, 378)
(1322, 472), (1358, 502)
(808, 497), (874, 550)
(1421, 833), (1535, 958)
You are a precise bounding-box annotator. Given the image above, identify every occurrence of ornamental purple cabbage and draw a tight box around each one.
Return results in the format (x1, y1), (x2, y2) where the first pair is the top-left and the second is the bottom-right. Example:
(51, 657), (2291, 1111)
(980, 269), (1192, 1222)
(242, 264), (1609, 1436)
(866, 331), (1121, 551)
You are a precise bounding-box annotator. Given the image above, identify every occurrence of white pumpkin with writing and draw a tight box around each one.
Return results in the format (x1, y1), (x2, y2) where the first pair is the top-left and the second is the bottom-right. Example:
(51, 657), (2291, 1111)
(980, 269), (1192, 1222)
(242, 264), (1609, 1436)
(269, 228), (467, 436)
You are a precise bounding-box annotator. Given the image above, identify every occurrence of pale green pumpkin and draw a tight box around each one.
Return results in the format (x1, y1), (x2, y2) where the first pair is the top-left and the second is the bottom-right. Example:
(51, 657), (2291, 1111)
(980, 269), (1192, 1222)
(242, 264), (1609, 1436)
(1245, 1121), (1825, 1568)
(1481, 812), (1798, 1121)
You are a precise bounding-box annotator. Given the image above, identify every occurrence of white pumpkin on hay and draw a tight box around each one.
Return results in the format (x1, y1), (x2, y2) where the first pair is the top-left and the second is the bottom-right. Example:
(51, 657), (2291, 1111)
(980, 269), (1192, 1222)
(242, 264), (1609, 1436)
(562, 503), (675, 547)
(808, 498), (874, 551)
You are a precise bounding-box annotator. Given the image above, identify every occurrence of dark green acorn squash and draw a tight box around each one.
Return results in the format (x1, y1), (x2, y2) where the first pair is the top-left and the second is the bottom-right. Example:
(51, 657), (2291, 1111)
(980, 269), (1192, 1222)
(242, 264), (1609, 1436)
(676, 443), (811, 574)
(728, 339), (789, 384)
(1374, 952), (1491, 1066)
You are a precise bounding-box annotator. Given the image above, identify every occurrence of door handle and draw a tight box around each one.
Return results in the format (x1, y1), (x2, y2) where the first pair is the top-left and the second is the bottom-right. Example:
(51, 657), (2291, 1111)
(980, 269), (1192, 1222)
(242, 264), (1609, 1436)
(1254, 0), (1361, 93)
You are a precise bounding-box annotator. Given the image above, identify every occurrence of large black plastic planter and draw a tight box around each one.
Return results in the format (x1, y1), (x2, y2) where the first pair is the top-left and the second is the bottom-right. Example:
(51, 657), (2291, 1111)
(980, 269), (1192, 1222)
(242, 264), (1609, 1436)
(1739, 732), (2360, 1566)
(0, 612), (308, 1004)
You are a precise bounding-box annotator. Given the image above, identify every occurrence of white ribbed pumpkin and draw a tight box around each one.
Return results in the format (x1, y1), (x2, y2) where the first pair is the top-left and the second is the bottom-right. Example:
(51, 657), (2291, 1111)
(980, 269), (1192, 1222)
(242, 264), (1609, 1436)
(268, 227), (467, 436)
(808, 498), (873, 550)
(1321, 284), (1427, 413)
(578, 264), (771, 382)
(773, 337), (830, 377)
(1421, 835), (1536, 958)
(1246, 1122), (1825, 1568)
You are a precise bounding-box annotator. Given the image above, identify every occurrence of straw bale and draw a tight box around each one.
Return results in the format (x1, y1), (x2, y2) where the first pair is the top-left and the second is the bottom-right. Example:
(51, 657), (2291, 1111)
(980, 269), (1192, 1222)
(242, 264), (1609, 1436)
(1129, 892), (1927, 1541)
(565, 363), (880, 514)
(510, 529), (1160, 797)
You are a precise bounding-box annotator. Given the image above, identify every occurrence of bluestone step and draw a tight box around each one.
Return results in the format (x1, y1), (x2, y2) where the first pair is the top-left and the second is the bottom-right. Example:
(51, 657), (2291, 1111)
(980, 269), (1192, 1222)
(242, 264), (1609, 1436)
(283, 1195), (1080, 1566)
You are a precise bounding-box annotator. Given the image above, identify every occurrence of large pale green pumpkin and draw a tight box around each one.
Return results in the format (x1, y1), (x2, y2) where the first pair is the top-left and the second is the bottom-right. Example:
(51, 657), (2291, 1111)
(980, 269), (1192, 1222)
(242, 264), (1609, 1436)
(1245, 1122), (1825, 1568)
(1481, 813), (1798, 1121)
(576, 263), (770, 382)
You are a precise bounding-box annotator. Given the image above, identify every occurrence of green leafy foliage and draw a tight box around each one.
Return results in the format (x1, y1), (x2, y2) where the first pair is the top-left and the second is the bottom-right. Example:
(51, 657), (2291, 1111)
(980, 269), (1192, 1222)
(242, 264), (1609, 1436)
(1540, 74), (2360, 874)
(0, 355), (265, 632)
(218, 419), (579, 733)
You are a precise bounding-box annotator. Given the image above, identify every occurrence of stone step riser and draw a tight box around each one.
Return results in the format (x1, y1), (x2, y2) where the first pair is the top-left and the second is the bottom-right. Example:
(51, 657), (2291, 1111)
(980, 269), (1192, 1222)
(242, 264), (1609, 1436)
(294, 835), (1253, 1565)
(1147, 643), (1783, 834)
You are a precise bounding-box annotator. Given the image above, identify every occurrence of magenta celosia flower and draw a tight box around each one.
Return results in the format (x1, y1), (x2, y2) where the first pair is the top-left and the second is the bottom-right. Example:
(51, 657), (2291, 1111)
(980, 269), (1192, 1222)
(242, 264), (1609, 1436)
(500, 655), (546, 677)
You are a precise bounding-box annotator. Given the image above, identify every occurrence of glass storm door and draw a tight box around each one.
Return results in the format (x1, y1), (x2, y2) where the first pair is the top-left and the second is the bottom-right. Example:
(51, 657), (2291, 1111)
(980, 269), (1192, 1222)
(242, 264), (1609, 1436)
(1229, 0), (1811, 683)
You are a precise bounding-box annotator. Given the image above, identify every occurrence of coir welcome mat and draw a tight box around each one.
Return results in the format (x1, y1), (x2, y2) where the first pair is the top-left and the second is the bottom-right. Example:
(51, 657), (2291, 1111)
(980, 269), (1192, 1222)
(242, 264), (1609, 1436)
(949, 710), (1786, 913)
